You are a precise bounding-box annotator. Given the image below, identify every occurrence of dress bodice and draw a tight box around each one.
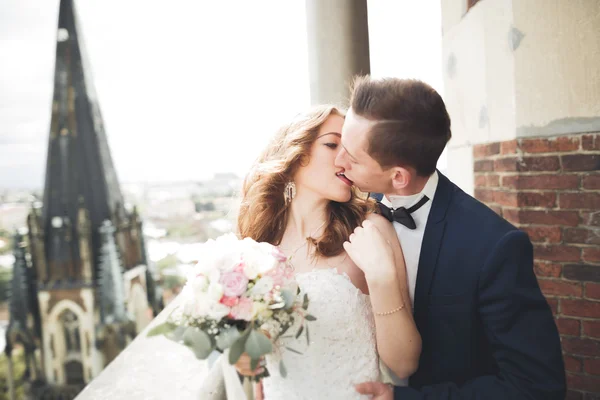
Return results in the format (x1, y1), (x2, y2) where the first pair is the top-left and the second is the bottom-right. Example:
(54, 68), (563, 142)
(262, 268), (381, 399)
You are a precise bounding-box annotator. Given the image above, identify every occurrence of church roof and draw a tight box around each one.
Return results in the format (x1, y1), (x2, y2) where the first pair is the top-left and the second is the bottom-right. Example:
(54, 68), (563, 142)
(41, 0), (127, 285)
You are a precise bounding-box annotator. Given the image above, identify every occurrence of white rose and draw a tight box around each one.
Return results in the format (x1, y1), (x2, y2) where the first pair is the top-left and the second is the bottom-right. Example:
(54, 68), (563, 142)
(180, 287), (195, 314)
(208, 282), (224, 302)
(194, 235), (240, 275)
(243, 263), (259, 280)
(182, 290), (210, 319)
(250, 276), (274, 296)
(219, 252), (242, 272)
(257, 255), (278, 274)
(242, 242), (278, 276)
(192, 258), (217, 278)
(256, 242), (279, 273)
(207, 302), (231, 321)
(215, 235), (243, 272)
(190, 274), (208, 295)
(216, 233), (239, 245)
(208, 269), (221, 285)
(242, 237), (258, 247)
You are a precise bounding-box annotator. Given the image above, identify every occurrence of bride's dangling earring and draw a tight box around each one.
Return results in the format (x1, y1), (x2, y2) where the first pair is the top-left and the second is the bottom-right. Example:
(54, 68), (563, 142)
(284, 181), (296, 204)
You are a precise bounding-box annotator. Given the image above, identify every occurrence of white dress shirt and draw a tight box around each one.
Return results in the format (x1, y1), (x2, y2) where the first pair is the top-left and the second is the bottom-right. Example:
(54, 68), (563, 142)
(382, 171), (439, 306)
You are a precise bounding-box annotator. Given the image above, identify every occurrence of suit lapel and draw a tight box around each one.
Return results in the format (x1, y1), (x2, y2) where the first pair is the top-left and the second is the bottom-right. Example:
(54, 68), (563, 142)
(413, 172), (453, 319)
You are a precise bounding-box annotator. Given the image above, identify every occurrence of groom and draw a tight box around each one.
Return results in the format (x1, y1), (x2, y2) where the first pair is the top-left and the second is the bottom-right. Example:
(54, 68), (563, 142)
(336, 77), (565, 399)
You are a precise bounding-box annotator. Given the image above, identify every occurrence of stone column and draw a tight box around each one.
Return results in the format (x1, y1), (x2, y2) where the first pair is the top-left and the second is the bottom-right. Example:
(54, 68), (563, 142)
(441, 0), (600, 397)
(305, 0), (370, 106)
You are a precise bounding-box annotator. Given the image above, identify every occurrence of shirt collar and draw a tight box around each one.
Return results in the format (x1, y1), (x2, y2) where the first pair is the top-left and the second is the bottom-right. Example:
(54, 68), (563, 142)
(384, 171), (439, 210)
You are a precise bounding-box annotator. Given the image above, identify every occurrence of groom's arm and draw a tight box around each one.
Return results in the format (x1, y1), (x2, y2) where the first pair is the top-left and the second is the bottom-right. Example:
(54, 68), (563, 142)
(394, 230), (566, 400)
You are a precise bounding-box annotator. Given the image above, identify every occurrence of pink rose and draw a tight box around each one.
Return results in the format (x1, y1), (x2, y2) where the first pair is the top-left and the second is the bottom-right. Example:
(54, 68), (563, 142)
(233, 261), (245, 273)
(229, 297), (253, 321)
(220, 296), (239, 307)
(220, 271), (249, 297)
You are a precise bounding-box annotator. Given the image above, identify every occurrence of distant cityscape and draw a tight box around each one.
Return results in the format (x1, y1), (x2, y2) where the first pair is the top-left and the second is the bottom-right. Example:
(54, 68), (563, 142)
(0, 172), (242, 356)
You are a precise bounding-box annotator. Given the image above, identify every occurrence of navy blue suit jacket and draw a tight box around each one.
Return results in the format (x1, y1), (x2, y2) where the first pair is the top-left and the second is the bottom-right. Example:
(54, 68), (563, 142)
(379, 172), (565, 399)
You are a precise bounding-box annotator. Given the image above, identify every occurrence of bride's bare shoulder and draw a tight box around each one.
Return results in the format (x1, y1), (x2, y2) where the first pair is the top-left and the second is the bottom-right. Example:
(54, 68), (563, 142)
(365, 212), (396, 236)
(365, 211), (387, 224)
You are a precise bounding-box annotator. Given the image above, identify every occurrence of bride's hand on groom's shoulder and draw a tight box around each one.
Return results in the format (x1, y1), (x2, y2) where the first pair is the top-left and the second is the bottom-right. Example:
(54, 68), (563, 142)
(343, 219), (396, 283)
(355, 381), (393, 400)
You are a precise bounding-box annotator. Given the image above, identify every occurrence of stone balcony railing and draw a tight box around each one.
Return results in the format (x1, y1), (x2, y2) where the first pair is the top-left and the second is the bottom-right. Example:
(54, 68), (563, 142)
(76, 298), (215, 400)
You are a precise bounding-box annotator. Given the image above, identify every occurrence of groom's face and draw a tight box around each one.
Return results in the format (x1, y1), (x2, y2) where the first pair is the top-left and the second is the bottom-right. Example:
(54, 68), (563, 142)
(335, 109), (391, 194)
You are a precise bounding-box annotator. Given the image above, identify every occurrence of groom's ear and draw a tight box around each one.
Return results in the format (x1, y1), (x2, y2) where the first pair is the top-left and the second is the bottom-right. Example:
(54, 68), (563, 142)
(390, 167), (412, 191)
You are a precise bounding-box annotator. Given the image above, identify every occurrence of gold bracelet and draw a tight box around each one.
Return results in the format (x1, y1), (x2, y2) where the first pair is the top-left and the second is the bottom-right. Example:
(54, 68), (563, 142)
(375, 304), (406, 316)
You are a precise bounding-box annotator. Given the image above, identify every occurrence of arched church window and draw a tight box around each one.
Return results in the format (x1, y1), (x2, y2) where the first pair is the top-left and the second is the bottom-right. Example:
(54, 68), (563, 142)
(60, 309), (81, 353)
(64, 360), (84, 385)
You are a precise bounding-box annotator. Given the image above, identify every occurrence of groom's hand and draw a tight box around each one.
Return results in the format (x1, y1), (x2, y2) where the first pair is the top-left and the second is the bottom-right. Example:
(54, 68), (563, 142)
(355, 382), (393, 399)
(343, 220), (396, 282)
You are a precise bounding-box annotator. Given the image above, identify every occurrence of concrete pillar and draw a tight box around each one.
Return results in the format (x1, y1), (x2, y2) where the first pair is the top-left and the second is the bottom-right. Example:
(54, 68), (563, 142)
(441, 0), (600, 195)
(305, 0), (370, 106)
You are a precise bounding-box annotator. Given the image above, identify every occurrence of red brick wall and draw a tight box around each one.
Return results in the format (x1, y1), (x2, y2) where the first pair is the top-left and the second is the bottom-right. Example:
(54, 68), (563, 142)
(473, 133), (600, 398)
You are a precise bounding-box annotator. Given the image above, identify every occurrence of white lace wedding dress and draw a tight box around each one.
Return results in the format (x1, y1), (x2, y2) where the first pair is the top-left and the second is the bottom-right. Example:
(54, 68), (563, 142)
(261, 268), (383, 399)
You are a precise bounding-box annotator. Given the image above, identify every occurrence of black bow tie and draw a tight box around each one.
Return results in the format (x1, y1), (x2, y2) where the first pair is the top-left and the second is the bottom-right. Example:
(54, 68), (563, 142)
(376, 195), (430, 229)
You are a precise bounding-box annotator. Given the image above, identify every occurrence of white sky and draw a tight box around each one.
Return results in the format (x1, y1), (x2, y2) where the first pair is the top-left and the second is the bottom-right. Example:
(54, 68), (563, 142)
(0, 0), (442, 189)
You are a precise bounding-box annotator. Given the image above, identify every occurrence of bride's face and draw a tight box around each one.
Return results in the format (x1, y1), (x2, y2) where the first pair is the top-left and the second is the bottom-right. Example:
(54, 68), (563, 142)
(294, 114), (352, 203)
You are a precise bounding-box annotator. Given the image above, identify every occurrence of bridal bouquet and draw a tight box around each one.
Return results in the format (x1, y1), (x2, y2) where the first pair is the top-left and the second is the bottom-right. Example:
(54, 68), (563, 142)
(148, 233), (314, 383)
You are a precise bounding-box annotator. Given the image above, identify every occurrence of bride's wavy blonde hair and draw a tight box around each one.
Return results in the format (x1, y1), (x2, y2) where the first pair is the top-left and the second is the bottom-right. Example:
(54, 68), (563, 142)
(237, 105), (375, 258)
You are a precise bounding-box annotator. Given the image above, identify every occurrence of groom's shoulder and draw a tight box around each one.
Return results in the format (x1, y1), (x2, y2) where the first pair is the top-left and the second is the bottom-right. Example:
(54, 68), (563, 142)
(445, 179), (517, 239)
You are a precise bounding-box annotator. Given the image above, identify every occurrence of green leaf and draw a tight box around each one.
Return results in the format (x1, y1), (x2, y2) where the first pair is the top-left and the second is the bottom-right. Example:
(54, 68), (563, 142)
(306, 325), (310, 346)
(245, 329), (273, 360)
(285, 346), (302, 355)
(279, 361), (287, 378)
(183, 327), (213, 360)
(281, 289), (295, 309)
(279, 323), (291, 337)
(295, 325), (304, 339)
(250, 357), (260, 371)
(228, 329), (251, 364)
(216, 327), (242, 350)
(147, 322), (177, 337)
(302, 293), (309, 310)
(165, 326), (186, 343)
(305, 314), (316, 321)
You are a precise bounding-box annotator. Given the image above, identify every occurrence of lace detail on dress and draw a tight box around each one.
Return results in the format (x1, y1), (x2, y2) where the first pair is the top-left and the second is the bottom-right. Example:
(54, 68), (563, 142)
(262, 268), (381, 400)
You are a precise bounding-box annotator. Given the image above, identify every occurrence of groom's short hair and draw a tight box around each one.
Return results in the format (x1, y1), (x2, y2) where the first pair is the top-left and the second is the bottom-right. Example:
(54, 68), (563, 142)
(350, 76), (451, 177)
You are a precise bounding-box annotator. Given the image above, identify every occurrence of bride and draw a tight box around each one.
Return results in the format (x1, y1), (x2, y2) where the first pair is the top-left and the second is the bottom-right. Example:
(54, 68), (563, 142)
(235, 105), (421, 399)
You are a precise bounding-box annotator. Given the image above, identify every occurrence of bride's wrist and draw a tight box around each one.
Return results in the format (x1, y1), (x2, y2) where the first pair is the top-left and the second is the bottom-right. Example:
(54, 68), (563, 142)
(365, 268), (398, 287)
